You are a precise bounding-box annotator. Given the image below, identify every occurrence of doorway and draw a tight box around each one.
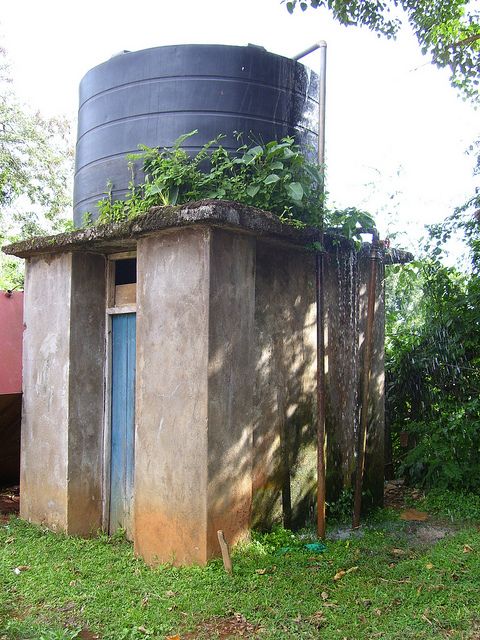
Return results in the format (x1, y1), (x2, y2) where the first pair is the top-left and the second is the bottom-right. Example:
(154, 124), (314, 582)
(106, 255), (137, 538)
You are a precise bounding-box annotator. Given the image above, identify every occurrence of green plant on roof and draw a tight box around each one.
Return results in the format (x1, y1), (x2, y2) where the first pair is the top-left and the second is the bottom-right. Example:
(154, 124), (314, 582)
(94, 130), (374, 243)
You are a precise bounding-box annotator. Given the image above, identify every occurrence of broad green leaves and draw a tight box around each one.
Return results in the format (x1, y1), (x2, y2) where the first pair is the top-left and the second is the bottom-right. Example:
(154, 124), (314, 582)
(97, 132), (327, 228)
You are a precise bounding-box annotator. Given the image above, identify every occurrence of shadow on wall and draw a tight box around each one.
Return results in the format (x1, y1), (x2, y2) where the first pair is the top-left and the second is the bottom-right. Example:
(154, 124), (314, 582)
(252, 242), (317, 531)
(249, 241), (385, 530)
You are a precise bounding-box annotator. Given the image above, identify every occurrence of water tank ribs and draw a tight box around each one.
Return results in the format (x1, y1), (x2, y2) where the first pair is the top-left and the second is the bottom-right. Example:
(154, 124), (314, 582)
(73, 44), (319, 225)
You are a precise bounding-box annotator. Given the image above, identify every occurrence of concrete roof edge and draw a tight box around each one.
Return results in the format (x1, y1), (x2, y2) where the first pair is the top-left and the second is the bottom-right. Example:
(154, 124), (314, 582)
(3, 199), (321, 259)
(2, 198), (414, 264)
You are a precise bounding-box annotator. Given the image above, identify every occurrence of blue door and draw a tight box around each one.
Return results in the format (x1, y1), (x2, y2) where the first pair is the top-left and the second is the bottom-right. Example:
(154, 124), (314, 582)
(109, 313), (136, 537)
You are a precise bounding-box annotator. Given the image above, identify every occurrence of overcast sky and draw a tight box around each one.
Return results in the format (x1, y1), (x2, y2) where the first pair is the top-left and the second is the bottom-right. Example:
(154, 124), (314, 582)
(1, 0), (478, 252)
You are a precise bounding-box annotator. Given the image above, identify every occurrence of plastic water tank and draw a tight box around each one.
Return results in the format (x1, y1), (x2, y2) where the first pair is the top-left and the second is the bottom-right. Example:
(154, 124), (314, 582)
(73, 44), (319, 225)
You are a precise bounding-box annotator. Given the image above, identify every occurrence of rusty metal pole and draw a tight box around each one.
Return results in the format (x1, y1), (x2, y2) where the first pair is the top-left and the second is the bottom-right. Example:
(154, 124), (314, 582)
(352, 241), (379, 528)
(293, 41), (327, 539)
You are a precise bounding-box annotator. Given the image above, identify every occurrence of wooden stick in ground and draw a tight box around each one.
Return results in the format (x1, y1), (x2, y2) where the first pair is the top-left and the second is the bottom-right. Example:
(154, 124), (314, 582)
(217, 530), (233, 575)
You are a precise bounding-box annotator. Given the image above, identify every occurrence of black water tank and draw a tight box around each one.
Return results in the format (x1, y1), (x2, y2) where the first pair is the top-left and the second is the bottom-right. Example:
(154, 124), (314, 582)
(73, 44), (319, 225)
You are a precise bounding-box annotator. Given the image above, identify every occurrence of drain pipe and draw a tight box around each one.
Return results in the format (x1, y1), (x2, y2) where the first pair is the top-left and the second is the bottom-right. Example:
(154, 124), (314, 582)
(293, 41), (327, 539)
(352, 236), (380, 528)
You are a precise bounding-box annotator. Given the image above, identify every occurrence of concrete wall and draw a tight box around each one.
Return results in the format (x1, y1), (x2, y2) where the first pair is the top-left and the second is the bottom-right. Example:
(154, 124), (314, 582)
(21, 252), (106, 533)
(324, 246), (385, 508)
(359, 255), (385, 509)
(67, 253), (106, 534)
(252, 242), (317, 530)
(252, 242), (385, 528)
(21, 254), (71, 529)
(323, 248), (360, 502)
(135, 228), (210, 565)
(135, 228), (257, 564)
(207, 230), (255, 556)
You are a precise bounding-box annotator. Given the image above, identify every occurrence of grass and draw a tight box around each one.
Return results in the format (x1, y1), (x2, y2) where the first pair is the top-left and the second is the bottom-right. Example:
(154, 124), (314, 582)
(1, 504), (480, 639)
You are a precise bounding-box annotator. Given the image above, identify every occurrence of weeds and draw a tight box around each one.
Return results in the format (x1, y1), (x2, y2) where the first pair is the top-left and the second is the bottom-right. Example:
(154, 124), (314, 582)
(92, 131), (375, 242)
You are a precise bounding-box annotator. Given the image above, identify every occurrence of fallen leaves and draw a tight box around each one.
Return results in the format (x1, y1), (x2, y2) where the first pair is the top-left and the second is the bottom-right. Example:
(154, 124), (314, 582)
(333, 566), (358, 581)
(308, 611), (326, 628)
(255, 566), (276, 575)
(463, 544), (474, 553)
(13, 565), (29, 575)
(400, 509), (428, 521)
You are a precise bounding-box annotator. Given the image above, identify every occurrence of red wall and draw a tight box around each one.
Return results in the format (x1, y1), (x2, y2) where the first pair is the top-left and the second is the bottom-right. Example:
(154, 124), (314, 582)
(0, 291), (24, 395)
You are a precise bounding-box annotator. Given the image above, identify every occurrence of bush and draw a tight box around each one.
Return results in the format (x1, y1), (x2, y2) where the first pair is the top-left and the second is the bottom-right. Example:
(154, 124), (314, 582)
(400, 398), (480, 491)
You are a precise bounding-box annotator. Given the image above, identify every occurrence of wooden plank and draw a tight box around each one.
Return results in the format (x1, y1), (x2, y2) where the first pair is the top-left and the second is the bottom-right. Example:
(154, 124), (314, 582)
(107, 305), (136, 316)
(106, 260), (115, 308)
(115, 283), (136, 306)
(108, 251), (137, 261)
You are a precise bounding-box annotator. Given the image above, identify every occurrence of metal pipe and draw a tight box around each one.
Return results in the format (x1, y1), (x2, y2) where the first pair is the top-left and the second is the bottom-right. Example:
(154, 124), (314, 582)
(315, 251), (327, 539)
(294, 40), (327, 539)
(352, 241), (379, 528)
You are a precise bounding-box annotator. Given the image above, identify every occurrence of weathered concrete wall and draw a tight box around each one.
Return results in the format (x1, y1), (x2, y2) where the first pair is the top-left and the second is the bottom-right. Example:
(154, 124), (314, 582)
(323, 248), (360, 502)
(358, 255), (385, 509)
(67, 253), (106, 534)
(21, 254), (71, 529)
(135, 228), (210, 565)
(324, 246), (385, 508)
(135, 228), (258, 564)
(252, 242), (317, 530)
(21, 252), (106, 533)
(207, 229), (255, 556)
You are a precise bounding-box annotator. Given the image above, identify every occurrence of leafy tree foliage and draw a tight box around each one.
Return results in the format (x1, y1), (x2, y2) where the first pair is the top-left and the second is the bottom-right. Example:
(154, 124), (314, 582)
(285, 0), (480, 102)
(0, 47), (73, 289)
(385, 140), (480, 489)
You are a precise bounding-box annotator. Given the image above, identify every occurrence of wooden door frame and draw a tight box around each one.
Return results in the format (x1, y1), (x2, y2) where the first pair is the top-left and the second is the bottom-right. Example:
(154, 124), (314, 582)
(102, 252), (137, 533)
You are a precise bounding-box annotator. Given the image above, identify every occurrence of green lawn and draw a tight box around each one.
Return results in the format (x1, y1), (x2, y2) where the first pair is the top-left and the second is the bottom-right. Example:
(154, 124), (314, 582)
(1, 509), (480, 639)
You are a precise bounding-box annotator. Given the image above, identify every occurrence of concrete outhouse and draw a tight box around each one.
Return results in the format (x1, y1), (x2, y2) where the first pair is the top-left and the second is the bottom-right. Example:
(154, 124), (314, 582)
(4, 200), (406, 565)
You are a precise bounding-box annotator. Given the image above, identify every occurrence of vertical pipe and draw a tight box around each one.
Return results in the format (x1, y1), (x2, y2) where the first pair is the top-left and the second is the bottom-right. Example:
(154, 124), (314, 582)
(316, 251), (326, 539)
(352, 242), (379, 528)
(316, 42), (327, 540)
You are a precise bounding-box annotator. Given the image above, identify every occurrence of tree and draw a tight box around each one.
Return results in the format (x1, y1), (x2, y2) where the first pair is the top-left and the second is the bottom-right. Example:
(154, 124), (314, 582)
(285, 0), (480, 102)
(0, 47), (73, 288)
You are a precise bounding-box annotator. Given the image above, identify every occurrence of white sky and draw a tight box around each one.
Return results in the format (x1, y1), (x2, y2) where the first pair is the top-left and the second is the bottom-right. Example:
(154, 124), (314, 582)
(1, 0), (478, 253)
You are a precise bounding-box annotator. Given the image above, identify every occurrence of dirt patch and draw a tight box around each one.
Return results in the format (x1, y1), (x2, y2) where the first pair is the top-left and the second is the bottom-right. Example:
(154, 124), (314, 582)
(179, 613), (261, 639)
(383, 480), (458, 547)
(77, 629), (100, 640)
(384, 479), (423, 510)
(0, 485), (19, 523)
